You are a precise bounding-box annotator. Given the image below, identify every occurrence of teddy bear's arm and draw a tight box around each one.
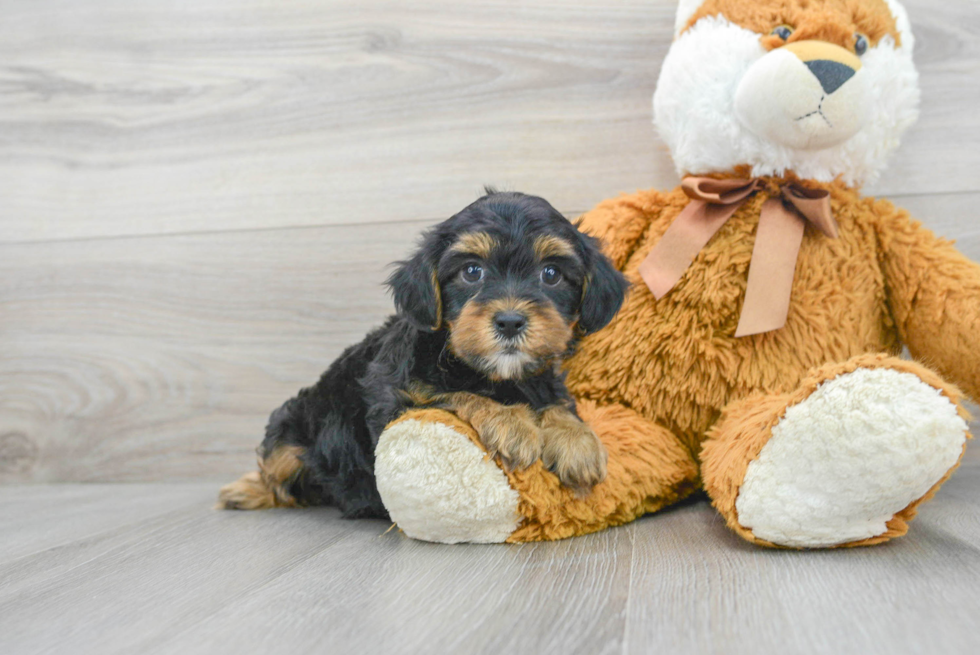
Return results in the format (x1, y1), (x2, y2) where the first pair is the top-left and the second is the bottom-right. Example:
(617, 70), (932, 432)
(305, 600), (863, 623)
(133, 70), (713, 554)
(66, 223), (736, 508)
(574, 189), (670, 269)
(875, 200), (980, 401)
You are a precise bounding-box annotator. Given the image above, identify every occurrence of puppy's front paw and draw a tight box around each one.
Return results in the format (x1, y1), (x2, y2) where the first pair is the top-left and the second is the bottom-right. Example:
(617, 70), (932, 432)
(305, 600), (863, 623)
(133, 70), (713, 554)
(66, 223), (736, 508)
(540, 407), (607, 496)
(476, 404), (543, 471)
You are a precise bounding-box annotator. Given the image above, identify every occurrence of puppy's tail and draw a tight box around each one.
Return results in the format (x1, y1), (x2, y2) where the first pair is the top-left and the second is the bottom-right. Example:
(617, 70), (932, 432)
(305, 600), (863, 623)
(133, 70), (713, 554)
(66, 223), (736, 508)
(216, 445), (304, 510)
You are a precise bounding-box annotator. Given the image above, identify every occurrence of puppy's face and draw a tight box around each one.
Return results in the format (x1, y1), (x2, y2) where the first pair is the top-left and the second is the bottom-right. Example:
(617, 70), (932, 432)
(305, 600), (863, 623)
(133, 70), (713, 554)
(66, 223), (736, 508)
(389, 192), (628, 381)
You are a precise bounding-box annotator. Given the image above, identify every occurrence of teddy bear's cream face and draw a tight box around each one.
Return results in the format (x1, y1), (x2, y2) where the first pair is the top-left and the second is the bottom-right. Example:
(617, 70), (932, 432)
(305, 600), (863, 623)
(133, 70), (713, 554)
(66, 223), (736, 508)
(654, 0), (919, 186)
(734, 39), (870, 150)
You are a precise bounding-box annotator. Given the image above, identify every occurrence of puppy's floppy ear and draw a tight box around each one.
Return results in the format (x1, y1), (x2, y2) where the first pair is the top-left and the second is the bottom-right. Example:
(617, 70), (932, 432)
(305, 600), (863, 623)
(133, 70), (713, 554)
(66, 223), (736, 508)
(577, 233), (629, 335)
(387, 239), (442, 332)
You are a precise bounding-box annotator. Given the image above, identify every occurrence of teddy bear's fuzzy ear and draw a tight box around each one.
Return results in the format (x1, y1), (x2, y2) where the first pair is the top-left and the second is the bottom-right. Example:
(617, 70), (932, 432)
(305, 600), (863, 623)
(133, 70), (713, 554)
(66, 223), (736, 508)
(674, 0), (706, 36)
(882, 0), (915, 53)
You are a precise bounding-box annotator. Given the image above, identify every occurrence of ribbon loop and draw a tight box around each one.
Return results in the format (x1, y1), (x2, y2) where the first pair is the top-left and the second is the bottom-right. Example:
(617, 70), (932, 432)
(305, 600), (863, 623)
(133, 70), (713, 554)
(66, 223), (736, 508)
(681, 176), (758, 204)
(781, 184), (838, 238)
(639, 177), (839, 337)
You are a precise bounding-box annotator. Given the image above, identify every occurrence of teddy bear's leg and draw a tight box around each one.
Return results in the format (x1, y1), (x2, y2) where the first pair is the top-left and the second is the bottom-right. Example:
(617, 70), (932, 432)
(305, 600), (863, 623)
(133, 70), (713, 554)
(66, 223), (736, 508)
(701, 354), (971, 548)
(375, 402), (698, 544)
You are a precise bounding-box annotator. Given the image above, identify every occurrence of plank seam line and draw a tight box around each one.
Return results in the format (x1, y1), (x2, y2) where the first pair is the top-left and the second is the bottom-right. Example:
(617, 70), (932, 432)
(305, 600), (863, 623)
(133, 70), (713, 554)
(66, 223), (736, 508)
(0, 210), (590, 247)
(3, 186), (979, 248)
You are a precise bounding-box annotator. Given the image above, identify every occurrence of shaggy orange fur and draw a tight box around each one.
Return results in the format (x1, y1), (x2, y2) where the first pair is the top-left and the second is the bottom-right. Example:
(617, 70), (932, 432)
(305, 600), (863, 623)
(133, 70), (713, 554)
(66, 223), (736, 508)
(568, 177), (906, 456)
(683, 0), (900, 51)
(563, 180), (977, 545)
(506, 401), (700, 542)
(393, 177), (976, 545)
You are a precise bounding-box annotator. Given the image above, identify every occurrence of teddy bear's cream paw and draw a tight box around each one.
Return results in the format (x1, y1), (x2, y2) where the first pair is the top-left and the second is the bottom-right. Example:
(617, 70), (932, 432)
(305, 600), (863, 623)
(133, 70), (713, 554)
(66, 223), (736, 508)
(375, 416), (521, 544)
(735, 367), (968, 547)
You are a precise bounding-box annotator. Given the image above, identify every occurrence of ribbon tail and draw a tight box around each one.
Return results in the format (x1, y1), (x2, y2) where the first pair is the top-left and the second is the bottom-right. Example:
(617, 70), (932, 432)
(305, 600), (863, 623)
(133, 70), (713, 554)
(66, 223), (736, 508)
(639, 199), (743, 299)
(734, 199), (807, 338)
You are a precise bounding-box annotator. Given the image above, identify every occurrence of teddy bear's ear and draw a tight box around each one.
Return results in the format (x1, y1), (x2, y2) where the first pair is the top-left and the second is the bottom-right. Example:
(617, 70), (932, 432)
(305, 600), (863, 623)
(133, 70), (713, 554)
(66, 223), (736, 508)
(674, 0), (707, 35)
(577, 234), (629, 335)
(386, 234), (443, 332)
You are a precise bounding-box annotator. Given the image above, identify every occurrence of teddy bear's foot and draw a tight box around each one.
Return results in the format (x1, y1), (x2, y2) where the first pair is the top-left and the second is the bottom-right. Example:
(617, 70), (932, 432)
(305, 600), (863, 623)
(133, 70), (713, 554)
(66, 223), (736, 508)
(375, 403), (699, 543)
(375, 409), (522, 544)
(703, 354), (971, 548)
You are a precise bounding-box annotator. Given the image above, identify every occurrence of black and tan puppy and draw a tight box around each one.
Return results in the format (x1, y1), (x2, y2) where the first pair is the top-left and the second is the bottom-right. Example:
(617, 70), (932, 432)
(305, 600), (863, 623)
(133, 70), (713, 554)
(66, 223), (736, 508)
(218, 190), (628, 518)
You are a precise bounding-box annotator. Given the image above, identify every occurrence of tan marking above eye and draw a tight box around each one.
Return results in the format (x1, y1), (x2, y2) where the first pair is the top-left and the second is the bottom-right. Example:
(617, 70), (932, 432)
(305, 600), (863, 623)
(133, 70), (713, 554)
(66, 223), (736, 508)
(533, 235), (576, 260)
(449, 232), (497, 259)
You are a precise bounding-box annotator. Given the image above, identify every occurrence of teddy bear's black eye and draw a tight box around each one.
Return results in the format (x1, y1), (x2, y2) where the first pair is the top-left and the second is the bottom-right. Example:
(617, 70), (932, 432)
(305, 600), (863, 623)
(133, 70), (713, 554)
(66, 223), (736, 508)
(461, 263), (484, 284)
(771, 25), (794, 41)
(854, 33), (868, 56)
(541, 265), (562, 286)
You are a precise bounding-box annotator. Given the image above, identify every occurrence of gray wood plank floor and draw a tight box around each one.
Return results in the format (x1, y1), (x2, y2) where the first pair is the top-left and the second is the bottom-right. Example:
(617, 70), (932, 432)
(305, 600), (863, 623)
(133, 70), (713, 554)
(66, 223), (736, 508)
(1, 443), (977, 655)
(2, 1), (980, 653)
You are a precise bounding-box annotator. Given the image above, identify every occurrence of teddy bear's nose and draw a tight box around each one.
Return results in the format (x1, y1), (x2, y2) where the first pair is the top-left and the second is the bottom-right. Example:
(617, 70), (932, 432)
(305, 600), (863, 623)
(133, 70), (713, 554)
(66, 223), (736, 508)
(805, 60), (856, 95)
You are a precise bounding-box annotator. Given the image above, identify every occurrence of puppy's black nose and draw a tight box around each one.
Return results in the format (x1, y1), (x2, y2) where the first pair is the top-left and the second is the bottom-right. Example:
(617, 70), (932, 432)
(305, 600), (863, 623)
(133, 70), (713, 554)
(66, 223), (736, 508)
(805, 59), (855, 95)
(494, 312), (527, 339)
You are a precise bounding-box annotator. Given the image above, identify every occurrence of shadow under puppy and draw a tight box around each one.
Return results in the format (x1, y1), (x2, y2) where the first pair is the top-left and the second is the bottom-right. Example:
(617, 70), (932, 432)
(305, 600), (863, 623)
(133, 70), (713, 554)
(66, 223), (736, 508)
(218, 190), (628, 518)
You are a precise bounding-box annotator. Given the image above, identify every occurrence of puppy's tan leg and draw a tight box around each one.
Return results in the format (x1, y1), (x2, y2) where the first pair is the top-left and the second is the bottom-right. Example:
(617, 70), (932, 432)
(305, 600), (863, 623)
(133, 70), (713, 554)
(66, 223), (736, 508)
(216, 445), (304, 510)
(447, 394), (543, 471)
(539, 406), (607, 496)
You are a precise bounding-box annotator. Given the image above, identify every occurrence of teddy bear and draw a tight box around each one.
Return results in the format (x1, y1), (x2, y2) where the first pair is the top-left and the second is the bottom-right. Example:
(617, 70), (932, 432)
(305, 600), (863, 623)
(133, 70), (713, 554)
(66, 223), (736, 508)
(372, 0), (976, 548)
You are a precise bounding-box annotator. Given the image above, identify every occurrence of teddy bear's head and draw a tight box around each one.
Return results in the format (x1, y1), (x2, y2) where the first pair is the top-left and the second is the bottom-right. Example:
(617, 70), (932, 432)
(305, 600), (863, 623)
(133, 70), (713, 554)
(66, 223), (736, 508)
(653, 0), (919, 186)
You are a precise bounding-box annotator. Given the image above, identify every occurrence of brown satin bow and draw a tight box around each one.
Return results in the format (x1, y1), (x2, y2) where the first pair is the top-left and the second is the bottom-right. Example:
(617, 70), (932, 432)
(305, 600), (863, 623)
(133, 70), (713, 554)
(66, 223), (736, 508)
(638, 176), (838, 337)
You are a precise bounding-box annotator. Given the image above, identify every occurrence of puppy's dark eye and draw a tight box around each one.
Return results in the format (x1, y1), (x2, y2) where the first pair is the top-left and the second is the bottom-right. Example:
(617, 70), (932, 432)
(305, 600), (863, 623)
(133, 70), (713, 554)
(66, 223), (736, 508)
(540, 265), (562, 286)
(771, 25), (794, 41)
(854, 33), (868, 56)
(460, 263), (484, 284)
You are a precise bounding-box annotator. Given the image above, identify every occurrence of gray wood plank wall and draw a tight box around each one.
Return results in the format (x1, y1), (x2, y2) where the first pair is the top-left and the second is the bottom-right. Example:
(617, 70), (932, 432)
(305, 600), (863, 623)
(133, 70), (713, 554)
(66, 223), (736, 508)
(2, 0), (979, 484)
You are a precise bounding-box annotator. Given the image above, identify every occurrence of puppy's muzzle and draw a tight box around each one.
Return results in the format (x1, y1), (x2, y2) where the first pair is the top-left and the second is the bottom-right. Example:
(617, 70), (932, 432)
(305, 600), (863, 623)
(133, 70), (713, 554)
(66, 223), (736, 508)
(494, 311), (528, 340)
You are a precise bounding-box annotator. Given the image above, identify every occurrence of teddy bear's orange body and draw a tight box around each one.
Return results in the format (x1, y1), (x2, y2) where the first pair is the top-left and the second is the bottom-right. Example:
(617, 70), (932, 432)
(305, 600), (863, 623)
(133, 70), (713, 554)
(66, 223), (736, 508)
(372, 0), (976, 547)
(571, 179), (980, 448)
(571, 180), (899, 453)
(547, 179), (974, 544)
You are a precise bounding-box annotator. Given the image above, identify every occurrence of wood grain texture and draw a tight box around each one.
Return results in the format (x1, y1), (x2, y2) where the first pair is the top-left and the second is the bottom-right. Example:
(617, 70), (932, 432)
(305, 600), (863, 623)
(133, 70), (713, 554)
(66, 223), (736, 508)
(0, 482), (213, 563)
(0, 219), (425, 483)
(0, 500), (368, 654)
(2, 191), (979, 484)
(1, 0), (978, 243)
(0, 444), (976, 655)
(155, 520), (633, 655)
(0, 0), (675, 243)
